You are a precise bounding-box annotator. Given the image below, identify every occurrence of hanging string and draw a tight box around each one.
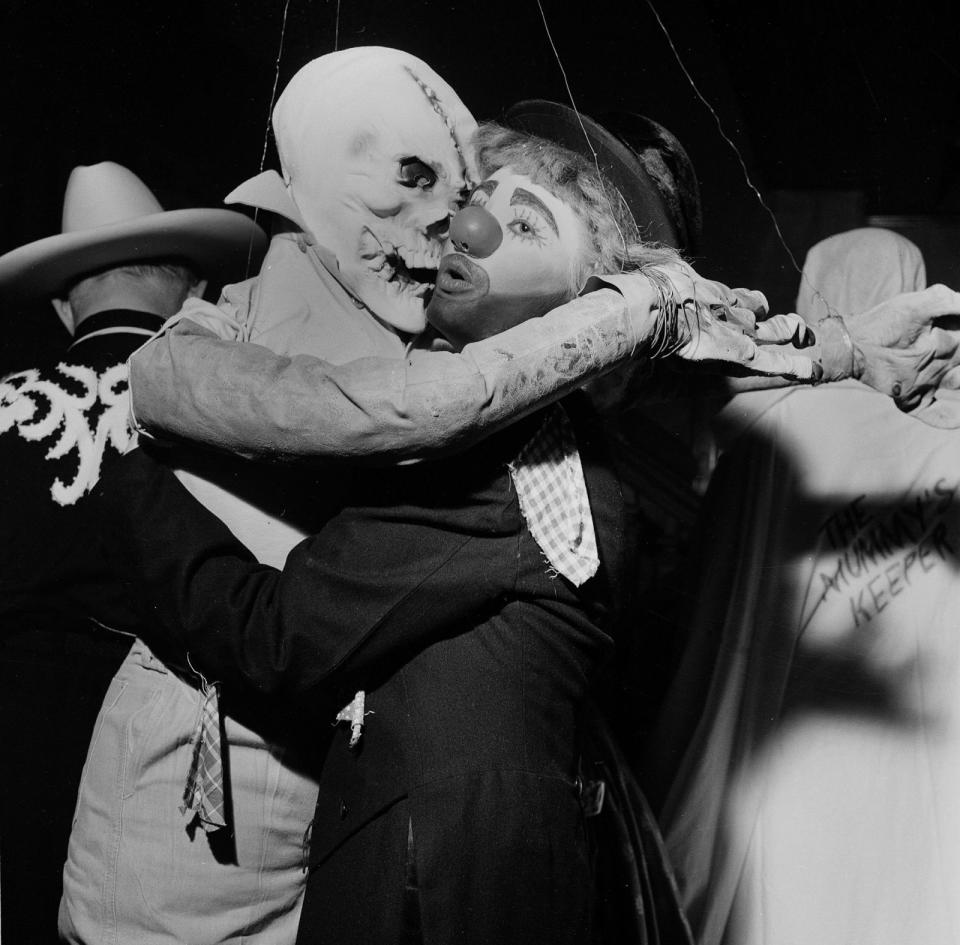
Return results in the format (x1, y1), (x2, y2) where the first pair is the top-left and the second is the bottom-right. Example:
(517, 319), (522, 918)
(643, 0), (839, 314)
(244, 0), (293, 278)
(533, 0), (631, 269)
(333, 0), (341, 51)
(643, 0), (802, 275)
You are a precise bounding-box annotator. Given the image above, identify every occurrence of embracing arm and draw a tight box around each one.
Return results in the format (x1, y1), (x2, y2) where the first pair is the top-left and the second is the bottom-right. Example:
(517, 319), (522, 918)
(99, 448), (522, 701)
(131, 289), (642, 463)
(130, 267), (820, 463)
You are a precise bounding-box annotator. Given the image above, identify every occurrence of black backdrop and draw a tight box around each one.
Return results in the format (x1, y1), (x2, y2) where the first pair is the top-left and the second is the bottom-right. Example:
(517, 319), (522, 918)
(3, 0), (959, 368)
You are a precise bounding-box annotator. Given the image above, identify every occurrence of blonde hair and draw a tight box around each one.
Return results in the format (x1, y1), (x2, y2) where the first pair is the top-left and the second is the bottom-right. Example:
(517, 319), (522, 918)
(472, 122), (680, 295)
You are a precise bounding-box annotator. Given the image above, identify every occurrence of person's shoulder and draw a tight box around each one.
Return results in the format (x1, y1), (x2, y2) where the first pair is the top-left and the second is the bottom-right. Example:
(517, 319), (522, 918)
(1, 348), (138, 507)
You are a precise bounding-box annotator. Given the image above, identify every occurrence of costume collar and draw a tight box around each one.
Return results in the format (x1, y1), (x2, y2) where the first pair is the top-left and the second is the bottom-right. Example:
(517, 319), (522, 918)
(69, 309), (166, 349)
(224, 170), (308, 231)
(227, 172), (346, 291)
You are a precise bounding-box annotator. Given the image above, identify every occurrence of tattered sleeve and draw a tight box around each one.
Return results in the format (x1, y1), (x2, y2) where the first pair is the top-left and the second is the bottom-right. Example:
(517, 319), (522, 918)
(129, 288), (642, 463)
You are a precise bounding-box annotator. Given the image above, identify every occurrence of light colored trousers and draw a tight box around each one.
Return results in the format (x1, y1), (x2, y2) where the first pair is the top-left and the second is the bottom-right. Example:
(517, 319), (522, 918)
(59, 640), (319, 944)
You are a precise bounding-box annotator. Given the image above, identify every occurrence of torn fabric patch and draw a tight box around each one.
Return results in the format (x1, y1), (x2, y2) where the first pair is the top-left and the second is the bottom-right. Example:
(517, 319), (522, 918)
(509, 404), (599, 586)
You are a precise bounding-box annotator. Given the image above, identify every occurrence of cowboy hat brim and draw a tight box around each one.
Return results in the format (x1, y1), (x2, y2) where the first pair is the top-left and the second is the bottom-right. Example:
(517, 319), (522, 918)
(503, 99), (682, 250)
(0, 208), (267, 300)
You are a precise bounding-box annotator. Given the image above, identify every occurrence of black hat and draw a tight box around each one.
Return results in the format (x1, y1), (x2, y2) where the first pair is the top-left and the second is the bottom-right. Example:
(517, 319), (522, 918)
(504, 100), (701, 252)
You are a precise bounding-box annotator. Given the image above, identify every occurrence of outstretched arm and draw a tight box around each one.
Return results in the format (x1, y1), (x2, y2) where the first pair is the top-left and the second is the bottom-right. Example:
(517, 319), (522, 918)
(100, 448), (527, 703)
(130, 269), (818, 463)
(715, 284), (960, 428)
(595, 266), (960, 426)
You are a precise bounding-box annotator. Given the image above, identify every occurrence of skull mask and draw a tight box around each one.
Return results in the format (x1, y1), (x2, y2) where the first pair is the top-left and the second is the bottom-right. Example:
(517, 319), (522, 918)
(273, 47), (479, 334)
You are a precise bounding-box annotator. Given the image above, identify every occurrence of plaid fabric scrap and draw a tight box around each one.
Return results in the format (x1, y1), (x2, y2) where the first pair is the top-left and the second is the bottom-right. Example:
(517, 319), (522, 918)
(180, 675), (228, 832)
(508, 405), (599, 587)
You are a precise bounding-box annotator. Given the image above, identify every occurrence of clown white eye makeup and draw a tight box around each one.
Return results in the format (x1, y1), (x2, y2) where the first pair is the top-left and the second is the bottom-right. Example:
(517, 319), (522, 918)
(507, 208), (546, 246)
(398, 158), (438, 189)
(509, 187), (559, 236)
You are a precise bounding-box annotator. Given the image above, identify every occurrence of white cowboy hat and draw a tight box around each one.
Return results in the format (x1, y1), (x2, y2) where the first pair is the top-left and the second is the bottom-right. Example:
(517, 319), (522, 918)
(0, 161), (268, 299)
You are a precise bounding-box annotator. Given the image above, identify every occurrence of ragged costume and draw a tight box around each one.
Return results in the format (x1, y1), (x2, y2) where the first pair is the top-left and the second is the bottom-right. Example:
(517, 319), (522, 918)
(102, 91), (786, 943)
(81, 35), (873, 943)
(102, 389), (627, 945)
(61, 48), (665, 945)
(59, 47), (479, 945)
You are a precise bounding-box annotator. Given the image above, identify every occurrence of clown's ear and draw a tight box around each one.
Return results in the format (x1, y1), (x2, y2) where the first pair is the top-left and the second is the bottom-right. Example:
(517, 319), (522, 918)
(186, 279), (208, 300)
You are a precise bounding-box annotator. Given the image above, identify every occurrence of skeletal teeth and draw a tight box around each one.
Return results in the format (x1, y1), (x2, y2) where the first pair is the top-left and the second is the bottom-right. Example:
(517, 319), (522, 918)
(368, 228), (444, 273)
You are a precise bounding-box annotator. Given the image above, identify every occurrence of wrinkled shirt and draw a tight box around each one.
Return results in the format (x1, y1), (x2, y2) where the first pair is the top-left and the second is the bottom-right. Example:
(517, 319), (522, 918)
(159, 230), (408, 566)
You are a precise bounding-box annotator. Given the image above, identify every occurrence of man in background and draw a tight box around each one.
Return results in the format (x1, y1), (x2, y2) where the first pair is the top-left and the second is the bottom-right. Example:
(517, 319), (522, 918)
(0, 160), (264, 944)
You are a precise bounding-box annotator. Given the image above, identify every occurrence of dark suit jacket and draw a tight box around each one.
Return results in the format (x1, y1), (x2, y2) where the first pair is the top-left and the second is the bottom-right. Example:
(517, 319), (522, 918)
(0, 310), (158, 945)
(102, 399), (628, 944)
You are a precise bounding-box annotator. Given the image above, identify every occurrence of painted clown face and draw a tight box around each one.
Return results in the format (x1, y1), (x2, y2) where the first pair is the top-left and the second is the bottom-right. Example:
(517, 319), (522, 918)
(426, 168), (587, 349)
(273, 47), (478, 334)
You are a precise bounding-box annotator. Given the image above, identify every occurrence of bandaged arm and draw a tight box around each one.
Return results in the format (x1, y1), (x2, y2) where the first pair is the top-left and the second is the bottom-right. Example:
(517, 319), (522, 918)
(131, 288), (642, 463)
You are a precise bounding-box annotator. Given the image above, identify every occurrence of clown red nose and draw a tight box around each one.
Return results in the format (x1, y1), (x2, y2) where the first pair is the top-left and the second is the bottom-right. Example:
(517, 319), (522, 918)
(449, 205), (503, 258)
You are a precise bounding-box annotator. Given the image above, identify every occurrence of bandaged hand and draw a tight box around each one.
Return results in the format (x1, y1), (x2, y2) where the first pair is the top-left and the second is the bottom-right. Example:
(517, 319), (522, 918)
(590, 262), (818, 381)
(831, 283), (960, 428)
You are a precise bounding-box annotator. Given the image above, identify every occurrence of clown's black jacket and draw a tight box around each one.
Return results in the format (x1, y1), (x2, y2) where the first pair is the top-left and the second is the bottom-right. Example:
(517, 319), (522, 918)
(100, 398), (629, 944)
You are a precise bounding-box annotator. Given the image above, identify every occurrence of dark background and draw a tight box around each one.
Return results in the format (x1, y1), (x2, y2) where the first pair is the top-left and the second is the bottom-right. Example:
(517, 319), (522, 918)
(3, 0), (960, 368)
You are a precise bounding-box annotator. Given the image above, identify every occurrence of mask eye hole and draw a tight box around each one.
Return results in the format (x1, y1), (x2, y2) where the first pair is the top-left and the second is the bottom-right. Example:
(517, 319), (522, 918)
(399, 158), (437, 190)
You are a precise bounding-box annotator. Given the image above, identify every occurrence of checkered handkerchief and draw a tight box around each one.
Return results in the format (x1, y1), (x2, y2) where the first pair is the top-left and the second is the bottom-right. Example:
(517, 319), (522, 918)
(508, 405), (599, 587)
(181, 676), (228, 832)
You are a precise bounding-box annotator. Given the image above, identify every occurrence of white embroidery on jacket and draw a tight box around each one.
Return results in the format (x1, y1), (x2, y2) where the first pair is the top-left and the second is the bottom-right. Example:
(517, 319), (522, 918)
(0, 362), (136, 506)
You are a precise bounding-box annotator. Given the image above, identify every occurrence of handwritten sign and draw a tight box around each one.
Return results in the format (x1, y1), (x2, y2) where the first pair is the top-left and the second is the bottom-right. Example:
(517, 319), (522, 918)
(801, 478), (958, 630)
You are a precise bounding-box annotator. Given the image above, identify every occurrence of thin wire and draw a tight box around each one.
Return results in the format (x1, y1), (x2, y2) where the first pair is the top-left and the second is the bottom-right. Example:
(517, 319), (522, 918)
(644, 1), (802, 269)
(533, 0), (596, 167)
(244, 0), (293, 278)
(258, 0), (293, 175)
(334, 0), (341, 50)
(642, 0), (838, 313)
(533, 0), (630, 267)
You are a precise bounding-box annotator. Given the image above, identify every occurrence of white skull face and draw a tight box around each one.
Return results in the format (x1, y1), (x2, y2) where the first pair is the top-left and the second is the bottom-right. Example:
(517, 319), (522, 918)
(273, 47), (478, 333)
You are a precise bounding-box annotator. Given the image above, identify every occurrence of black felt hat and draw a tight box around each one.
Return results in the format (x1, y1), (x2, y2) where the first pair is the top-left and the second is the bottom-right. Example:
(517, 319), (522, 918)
(504, 100), (701, 253)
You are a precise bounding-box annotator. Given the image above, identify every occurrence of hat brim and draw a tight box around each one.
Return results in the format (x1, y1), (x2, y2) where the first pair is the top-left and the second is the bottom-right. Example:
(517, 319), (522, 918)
(599, 111), (702, 252)
(0, 208), (268, 300)
(503, 100), (682, 249)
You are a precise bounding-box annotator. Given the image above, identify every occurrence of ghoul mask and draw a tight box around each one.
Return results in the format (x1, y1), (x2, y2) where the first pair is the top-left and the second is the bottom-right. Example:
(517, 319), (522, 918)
(271, 46), (478, 334)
